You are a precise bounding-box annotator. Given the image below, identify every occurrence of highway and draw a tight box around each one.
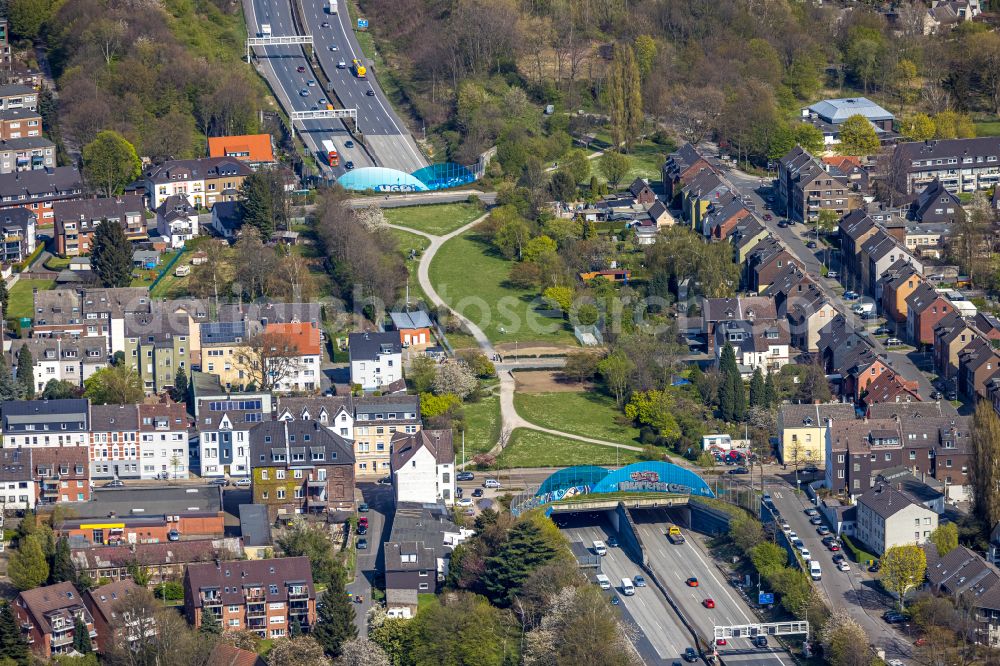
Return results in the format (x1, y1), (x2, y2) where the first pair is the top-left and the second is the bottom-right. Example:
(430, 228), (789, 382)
(302, 1), (427, 173)
(558, 519), (699, 664)
(631, 509), (794, 666)
(243, 0), (372, 178)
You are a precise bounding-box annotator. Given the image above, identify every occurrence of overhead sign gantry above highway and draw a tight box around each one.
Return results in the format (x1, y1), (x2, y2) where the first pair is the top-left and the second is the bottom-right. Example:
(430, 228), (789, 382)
(288, 109), (358, 138)
(713, 621), (809, 640)
(246, 35), (314, 61)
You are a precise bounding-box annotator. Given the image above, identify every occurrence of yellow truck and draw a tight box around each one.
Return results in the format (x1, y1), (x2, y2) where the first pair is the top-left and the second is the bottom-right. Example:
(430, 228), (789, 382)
(667, 525), (685, 545)
(352, 58), (367, 78)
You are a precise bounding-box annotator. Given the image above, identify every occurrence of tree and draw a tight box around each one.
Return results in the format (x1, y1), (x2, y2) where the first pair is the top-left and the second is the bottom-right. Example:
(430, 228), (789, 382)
(276, 520), (341, 587)
(607, 43), (643, 151)
(312, 568), (356, 657)
(232, 229), (277, 300)
(798, 361), (831, 404)
(338, 638), (391, 666)
(599, 151), (631, 190)
(15, 345), (33, 399)
(598, 351), (634, 407)
(235, 330), (300, 392)
(432, 360), (478, 399)
(562, 149), (591, 184)
(882, 544), (927, 610)
(928, 522), (959, 557)
(198, 607), (221, 635)
(91, 219), (133, 288)
(170, 367), (188, 405)
(838, 114), (881, 156)
(9, 534), (49, 590)
(268, 636), (330, 666)
(549, 170), (576, 203)
(563, 351), (600, 383)
(948, 191), (992, 287)
(542, 286), (573, 312)
(189, 239), (233, 309)
(457, 350), (495, 378)
(8, 0), (52, 40)
(0, 602), (28, 664)
(793, 123), (825, 156)
(368, 609), (415, 666)
(410, 593), (507, 666)
(82, 130), (142, 198)
(900, 113), (936, 141)
(748, 368), (765, 408)
(0, 354), (19, 402)
(408, 356), (438, 394)
(820, 608), (871, 666)
(84, 364), (143, 405)
(493, 215), (531, 260)
(0, 278), (8, 320)
(482, 519), (563, 606)
(730, 514), (765, 553)
(42, 379), (77, 400)
(970, 400), (1000, 528)
(718, 343), (745, 423)
(73, 616), (93, 654)
(51, 537), (75, 584)
(239, 170), (288, 239)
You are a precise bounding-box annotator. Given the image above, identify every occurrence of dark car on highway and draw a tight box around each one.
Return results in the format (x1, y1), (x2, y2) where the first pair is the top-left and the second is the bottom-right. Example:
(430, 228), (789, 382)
(727, 466), (749, 475)
(683, 648), (699, 662)
(357, 538), (368, 550)
(457, 471), (475, 481)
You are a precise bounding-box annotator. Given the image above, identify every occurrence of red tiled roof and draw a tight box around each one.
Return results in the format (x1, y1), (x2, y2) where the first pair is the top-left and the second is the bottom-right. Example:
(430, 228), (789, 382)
(207, 134), (274, 163)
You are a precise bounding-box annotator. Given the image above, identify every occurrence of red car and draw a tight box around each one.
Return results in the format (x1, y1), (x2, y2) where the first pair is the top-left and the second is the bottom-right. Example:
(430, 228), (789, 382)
(763, 214), (773, 221)
(828, 543), (841, 552)
(716, 638), (727, 646)
(703, 598), (715, 609)
(296, 66), (306, 73)
(686, 578), (699, 587)
(358, 516), (369, 527)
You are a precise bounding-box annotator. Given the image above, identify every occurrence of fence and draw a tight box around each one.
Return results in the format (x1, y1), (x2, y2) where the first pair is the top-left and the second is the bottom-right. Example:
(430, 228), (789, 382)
(148, 249), (188, 293)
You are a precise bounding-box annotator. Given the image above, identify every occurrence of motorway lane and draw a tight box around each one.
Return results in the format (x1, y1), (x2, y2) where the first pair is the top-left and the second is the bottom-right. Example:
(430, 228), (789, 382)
(244, 0), (371, 177)
(632, 510), (792, 666)
(304, 3), (427, 172)
(766, 485), (914, 664)
(561, 521), (698, 663)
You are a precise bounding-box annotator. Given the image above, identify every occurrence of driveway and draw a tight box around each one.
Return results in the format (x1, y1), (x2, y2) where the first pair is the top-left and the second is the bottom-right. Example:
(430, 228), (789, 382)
(345, 482), (393, 634)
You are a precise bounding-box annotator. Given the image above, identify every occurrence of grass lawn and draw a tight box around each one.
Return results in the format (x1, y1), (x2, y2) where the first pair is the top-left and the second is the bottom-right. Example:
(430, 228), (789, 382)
(975, 121), (1000, 137)
(498, 428), (640, 468)
(625, 142), (670, 182)
(7, 279), (55, 320)
(43, 256), (71, 271)
(417, 593), (437, 614)
(390, 228), (430, 306)
(429, 231), (577, 346)
(461, 394), (500, 458)
(444, 330), (480, 352)
(385, 203), (484, 236)
(513, 391), (640, 445)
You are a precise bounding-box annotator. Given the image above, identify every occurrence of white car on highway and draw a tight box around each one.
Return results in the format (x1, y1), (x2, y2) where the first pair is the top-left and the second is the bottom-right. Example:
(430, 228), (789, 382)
(800, 548), (811, 561)
(838, 561), (851, 572)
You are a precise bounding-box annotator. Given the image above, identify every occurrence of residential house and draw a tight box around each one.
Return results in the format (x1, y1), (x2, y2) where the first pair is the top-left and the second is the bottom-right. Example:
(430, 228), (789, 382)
(713, 319), (790, 375)
(210, 200), (242, 240)
(861, 370), (921, 409)
(210, 644), (267, 666)
(975, 312), (1000, 341)
(9, 336), (106, 393)
(199, 320), (259, 390)
(923, 0), (980, 34)
(909, 177), (964, 223)
(249, 420), (355, 519)
(894, 137), (1000, 194)
(777, 146), (861, 222)
(144, 157), (253, 210)
(881, 262), (925, 323)
(898, 415), (973, 492)
(646, 199), (674, 228)
(839, 211), (879, 292)
(730, 219), (770, 264)
(388, 310), (434, 350)
(0, 398), (89, 448)
(13, 582), (97, 659)
(626, 177), (656, 206)
(0, 84), (37, 111)
(662, 143), (714, 204)
(261, 322), (321, 393)
(83, 580), (155, 654)
(55, 485), (225, 546)
(207, 134), (276, 169)
(927, 545), (1000, 647)
(825, 418), (902, 496)
(0, 136), (54, 173)
(0, 448), (34, 510)
(776, 403), (857, 466)
(353, 395), (421, 478)
(349, 332), (402, 392)
(197, 395), (267, 478)
(155, 195), (199, 248)
(856, 483), (938, 555)
(842, 343), (893, 402)
(276, 396), (354, 441)
(239, 504), (273, 559)
(959, 337), (1000, 401)
(124, 312), (191, 394)
(681, 169), (730, 231)
(703, 195), (752, 240)
(69, 538), (242, 587)
(53, 196), (147, 257)
(906, 283), (954, 347)
(0, 206), (33, 264)
(746, 237), (799, 293)
(390, 430), (456, 506)
(89, 404), (141, 481)
(787, 291), (837, 353)
(861, 230), (922, 301)
(138, 401), (190, 479)
(183, 557), (316, 638)
(800, 97), (895, 147)
(0, 166), (83, 224)
(821, 155), (867, 185)
(32, 446), (89, 504)
(78, 287), (152, 355)
(0, 108), (42, 141)
(934, 313), (977, 380)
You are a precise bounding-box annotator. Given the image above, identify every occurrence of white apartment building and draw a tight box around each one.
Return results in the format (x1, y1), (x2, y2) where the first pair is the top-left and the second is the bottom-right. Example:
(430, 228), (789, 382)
(348, 332), (402, 392)
(856, 483), (939, 556)
(390, 430), (456, 506)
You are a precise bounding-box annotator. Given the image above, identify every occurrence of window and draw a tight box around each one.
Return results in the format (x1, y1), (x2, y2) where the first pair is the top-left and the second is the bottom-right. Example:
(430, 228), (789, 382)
(276, 470), (285, 480)
(293, 470), (302, 479)
(277, 488), (285, 499)
(260, 470), (268, 480)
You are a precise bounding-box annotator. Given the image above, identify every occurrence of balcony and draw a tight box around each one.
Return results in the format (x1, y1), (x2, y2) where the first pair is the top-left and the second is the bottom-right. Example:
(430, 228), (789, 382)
(247, 603), (266, 618)
(247, 618), (266, 631)
(51, 631), (73, 648)
(200, 594), (222, 607)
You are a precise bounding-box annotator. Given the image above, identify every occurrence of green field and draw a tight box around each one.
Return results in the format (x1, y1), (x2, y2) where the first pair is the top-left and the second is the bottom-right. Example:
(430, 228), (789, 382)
(498, 428), (640, 468)
(429, 232), (577, 346)
(390, 228), (431, 306)
(461, 394), (501, 458)
(385, 203), (484, 236)
(513, 391), (640, 444)
(975, 121), (1000, 137)
(7, 279), (56, 320)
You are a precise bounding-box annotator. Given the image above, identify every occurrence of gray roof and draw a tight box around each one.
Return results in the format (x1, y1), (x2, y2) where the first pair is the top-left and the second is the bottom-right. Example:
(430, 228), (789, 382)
(867, 401), (951, 420)
(0, 136), (53, 151)
(779, 403), (857, 428)
(276, 396), (354, 422)
(858, 484), (926, 520)
(211, 200), (242, 231)
(0, 108), (40, 121)
(897, 137), (1000, 172)
(349, 331), (402, 360)
(69, 485), (223, 520)
(807, 97), (894, 124)
(90, 404), (140, 432)
(144, 157), (252, 184)
(1, 398), (89, 430)
(0, 84), (35, 97)
(391, 430), (454, 470)
(0, 448), (31, 482)
(389, 310), (433, 330)
(239, 504), (272, 547)
(354, 394), (419, 421)
(54, 195), (144, 225)
(0, 166), (82, 202)
(216, 302), (322, 327)
(387, 502), (462, 552)
(185, 556), (314, 609)
(384, 541), (435, 573)
(248, 419), (355, 467)
(201, 320), (249, 345)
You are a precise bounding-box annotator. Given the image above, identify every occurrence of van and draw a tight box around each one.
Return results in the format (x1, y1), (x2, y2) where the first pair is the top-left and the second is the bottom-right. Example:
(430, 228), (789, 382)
(810, 561), (822, 580)
(595, 574), (611, 590)
(886, 337), (903, 347)
(621, 578), (635, 596)
(483, 478), (501, 489)
(593, 540), (607, 556)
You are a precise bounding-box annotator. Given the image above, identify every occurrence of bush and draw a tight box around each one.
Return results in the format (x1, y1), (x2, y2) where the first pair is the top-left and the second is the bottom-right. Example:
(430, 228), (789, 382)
(154, 581), (184, 600)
